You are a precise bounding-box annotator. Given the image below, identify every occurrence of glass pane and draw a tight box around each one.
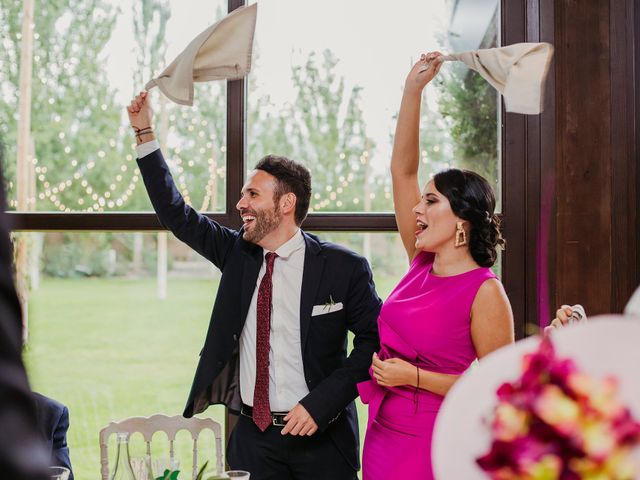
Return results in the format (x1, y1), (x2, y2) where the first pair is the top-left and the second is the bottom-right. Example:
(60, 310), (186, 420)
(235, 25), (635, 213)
(22, 231), (226, 478)
(1, 0), (227, 213)
(247, 0), (500, 214)
(22, 229), (504, 476)
(23, 230), (410, 478)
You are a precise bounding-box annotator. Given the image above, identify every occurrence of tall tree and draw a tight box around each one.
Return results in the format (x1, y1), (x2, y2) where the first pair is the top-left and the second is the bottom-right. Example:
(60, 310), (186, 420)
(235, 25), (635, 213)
(249, 49), (380, 215)
(162, 5), (227, 213)
(0, 0), (131, 213)
(437, 68), (498, 185)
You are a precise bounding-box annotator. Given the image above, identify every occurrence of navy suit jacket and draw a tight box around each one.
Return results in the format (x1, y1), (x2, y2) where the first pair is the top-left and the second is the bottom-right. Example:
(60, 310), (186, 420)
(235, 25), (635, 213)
(138, 149), (381, 469)
(33, 393), (73, 479)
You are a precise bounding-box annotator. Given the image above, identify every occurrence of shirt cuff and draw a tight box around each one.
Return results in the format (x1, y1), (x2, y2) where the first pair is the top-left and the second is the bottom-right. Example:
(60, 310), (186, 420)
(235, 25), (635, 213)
(135, 140), (161, 159)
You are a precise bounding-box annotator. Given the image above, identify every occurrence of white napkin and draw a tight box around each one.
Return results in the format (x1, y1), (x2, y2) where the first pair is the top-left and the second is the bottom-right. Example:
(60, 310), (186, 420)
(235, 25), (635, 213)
(624, 285), (640, 318)
(145, 3), (258, 106)
(440, 42), (554, 115)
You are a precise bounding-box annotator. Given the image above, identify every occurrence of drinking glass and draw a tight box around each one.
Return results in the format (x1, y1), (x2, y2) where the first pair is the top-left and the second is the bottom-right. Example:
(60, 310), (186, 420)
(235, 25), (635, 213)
(224, 471), (250, 479)
(49, 466), (70, 480)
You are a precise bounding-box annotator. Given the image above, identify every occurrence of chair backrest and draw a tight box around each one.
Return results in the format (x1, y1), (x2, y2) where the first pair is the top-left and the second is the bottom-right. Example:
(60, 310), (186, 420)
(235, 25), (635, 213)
(99, 414), (223, 480)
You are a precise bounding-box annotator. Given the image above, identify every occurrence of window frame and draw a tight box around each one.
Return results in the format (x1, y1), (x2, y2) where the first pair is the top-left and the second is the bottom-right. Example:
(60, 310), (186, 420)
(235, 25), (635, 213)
(6, 0), (546, 336)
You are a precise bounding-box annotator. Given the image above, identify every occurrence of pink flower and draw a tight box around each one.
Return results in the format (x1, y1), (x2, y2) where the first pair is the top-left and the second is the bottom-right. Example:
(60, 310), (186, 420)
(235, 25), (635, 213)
(476, 336), (640, 478)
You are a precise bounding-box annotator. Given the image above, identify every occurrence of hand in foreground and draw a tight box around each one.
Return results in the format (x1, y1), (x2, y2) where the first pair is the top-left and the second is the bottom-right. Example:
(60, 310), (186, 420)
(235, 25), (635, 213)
(126, 91), (154, 131)
(282, 403), (318, 436)
(544, 304), (586, 334)
(371, 352), (415, 388)
(405, 51), (444, 94)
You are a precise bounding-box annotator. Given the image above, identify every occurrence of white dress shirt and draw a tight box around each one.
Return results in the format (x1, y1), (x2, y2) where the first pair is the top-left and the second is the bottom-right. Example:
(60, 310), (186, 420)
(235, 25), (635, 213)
(136, 142), (310, 411)
(240, 229), (309, 411)
(136, 140), (161, 158)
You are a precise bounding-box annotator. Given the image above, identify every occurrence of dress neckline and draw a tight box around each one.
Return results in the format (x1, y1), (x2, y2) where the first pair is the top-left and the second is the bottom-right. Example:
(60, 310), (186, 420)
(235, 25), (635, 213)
(427, 264), (485, 279)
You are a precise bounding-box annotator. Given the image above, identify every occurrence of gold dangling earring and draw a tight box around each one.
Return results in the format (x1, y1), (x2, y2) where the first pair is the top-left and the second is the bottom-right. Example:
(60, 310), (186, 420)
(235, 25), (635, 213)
(455, 221), (467, 247)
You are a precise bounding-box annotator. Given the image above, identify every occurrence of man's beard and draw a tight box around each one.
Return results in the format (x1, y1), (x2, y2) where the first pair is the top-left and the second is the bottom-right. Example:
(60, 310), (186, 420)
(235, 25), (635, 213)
(242, 205), (282, 244)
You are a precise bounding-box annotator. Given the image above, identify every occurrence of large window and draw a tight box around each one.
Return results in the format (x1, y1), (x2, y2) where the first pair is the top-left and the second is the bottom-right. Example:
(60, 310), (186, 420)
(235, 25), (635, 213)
(22, 231), (407, 477)
(2, 0), (501, 228)
(1, 0), (530, 478)
(248, 0), (500, 214)
(22, 232), (226, 475)
(1, 0), (228, 216)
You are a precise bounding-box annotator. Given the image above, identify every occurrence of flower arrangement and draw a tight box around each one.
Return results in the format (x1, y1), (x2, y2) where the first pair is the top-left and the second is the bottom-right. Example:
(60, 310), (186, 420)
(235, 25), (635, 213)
(476, 336), (640, 479)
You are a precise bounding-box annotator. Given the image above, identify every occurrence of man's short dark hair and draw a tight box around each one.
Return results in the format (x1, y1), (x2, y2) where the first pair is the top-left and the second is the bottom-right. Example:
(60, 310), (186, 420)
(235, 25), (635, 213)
(254, 155), (312, 226)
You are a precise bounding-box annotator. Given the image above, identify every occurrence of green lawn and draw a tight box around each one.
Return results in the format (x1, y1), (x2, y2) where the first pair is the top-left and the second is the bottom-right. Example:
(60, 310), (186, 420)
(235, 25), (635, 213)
(24, 275), (398, 479)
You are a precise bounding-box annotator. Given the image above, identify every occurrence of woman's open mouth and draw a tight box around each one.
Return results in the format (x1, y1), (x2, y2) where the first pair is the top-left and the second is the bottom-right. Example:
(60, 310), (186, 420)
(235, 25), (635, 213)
(415, 220), (428, 237)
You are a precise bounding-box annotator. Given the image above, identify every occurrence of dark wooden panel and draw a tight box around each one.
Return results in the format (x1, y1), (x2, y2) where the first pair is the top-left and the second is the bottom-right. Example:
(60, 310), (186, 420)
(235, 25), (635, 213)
(226, 76), (245, 231)
(555, 0), (612, 315)
(525, 0), (543, 332)
(6, 212), (398, 232)
(226, 0), (247, 231)
(637, 0), (640, 288)
(610, 0), (638, 311)
(6, 212), (232, 231)
(501, 0), (528, 338)
(302, 214), (397, 231)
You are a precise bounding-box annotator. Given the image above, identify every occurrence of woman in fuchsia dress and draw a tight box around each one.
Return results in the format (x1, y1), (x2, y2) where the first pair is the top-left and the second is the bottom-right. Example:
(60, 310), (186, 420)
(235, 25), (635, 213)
(358, 53), (515, 479)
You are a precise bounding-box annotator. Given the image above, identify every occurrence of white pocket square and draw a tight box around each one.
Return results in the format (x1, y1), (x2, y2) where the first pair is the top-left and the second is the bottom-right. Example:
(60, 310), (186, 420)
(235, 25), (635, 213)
(312, 302), (344, 316)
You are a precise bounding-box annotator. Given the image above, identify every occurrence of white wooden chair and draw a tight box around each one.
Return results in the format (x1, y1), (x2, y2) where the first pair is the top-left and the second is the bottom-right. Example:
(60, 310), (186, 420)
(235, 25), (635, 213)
(99, 414), (223, 480)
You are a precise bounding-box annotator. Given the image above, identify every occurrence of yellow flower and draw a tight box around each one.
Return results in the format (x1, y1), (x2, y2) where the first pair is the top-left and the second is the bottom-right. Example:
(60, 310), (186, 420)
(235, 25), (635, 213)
(567, 372), (594, 397)
(570, 448), (639, 479)
(493, 402), (530, 441)
(522, 455), (562, 480)
(589, 377), (624, 419)
(601, 448), (640, 478)
(534, 385), (580, 435)
(581, 419), (617, 459)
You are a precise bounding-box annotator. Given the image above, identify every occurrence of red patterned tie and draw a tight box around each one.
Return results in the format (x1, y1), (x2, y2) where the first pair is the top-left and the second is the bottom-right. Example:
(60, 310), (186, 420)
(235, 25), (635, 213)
(253, 251), (278, 431)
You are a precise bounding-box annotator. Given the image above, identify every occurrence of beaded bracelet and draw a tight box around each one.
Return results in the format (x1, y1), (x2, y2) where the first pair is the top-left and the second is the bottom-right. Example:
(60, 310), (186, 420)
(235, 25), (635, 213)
(132, 126), (154, 140)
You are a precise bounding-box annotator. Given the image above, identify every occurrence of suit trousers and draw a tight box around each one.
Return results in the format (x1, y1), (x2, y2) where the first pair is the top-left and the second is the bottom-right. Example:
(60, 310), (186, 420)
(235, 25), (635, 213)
(227, 414), (357, 480)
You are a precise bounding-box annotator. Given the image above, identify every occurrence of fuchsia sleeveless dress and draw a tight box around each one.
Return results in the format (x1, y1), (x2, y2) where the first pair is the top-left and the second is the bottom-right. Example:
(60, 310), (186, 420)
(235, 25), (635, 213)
(358, 251), (497, 480)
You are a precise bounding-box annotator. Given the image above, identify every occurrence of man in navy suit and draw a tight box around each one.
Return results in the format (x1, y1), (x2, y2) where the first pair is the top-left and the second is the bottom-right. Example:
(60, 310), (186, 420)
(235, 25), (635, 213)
(128, 91), (381, 480)
(33, 392), (74, 479)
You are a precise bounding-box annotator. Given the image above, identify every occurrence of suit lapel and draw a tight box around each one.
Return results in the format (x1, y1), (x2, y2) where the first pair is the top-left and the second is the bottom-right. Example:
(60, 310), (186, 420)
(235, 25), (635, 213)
(300, 232), (324, 357)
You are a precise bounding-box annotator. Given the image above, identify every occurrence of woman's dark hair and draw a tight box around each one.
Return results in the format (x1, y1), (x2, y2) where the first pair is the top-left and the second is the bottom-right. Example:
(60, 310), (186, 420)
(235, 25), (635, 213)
(254, 154), (312, 226)
(433, 168), (505, 267)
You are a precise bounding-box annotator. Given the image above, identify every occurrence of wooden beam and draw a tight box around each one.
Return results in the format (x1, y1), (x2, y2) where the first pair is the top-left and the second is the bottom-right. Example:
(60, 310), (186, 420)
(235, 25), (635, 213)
(555, 0), (612, 314)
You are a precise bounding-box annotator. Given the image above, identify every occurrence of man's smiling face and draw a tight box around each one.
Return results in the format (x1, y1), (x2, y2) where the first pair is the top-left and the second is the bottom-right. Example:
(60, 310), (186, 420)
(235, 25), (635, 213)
(236, 169), (283, 246)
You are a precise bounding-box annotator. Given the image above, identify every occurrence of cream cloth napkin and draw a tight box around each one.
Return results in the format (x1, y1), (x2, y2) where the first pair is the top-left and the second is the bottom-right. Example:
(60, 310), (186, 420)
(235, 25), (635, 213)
(145, 3), (257, 106)
(624, 285), (640, 318)
(438, 42), (553, 115)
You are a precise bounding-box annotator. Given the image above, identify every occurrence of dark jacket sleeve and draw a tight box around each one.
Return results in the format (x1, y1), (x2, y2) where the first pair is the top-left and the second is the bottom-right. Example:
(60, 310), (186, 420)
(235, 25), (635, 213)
(51, 405), (73, 479)
(299, 256), (381, 431)
(137, 148), (238, 269)
(33, 393), (74, 479)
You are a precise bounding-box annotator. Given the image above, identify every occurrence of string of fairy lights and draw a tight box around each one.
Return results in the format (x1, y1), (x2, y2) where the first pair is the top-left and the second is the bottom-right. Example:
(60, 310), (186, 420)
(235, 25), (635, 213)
(6, 121), (226, 212)
(6, 117), (404, 212)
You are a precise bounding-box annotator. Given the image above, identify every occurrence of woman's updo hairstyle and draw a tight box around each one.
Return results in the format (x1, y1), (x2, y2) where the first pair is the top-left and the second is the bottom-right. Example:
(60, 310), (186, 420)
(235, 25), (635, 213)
(432, 168), (505, 267)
